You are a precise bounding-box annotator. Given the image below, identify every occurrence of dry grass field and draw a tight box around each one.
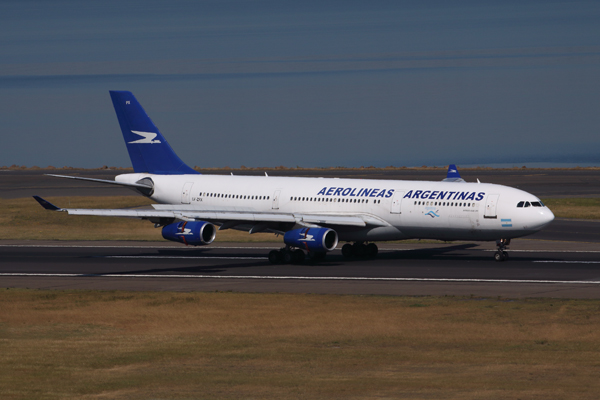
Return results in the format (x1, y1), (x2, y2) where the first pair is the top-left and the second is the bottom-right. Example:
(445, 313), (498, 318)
(1, 290), (600, 399)
(1, 196), (598, 242)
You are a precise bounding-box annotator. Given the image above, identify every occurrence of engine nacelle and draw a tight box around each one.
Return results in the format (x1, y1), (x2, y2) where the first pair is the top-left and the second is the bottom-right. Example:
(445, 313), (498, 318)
(283, 227), (338, 252)
(162, 221), (216, 246)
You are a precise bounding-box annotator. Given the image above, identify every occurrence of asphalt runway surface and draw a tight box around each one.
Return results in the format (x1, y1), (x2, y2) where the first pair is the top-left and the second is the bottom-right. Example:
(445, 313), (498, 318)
(2, 168), (599, 298)
(1, 236), (600, 298)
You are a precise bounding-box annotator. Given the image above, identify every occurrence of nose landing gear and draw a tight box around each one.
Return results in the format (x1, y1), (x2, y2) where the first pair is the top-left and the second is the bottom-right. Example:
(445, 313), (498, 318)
(494, 239), (510, 262)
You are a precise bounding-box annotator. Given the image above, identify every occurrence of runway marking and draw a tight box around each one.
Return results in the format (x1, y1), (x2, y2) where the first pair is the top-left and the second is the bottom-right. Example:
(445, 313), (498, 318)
(533, 261), (600, 264)
(100, 256), (267, 260)
(0, 245), (279, 250)
(1, 273), (600, 285)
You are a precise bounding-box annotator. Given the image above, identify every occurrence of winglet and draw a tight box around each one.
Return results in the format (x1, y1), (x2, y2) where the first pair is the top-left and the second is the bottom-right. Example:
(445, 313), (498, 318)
(442, 164), (466, 182)
(33, 196), (63, 211)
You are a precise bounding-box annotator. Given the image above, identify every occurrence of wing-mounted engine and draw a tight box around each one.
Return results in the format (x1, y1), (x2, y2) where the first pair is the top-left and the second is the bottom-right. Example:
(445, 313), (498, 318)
(162, 221), (216, 246)
(283, 227), (338, 252)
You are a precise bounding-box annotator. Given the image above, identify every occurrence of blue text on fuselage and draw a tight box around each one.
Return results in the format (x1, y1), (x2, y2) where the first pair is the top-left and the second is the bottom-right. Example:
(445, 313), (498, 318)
(316, 187), (394, 198)
(403, 190), (485, 201)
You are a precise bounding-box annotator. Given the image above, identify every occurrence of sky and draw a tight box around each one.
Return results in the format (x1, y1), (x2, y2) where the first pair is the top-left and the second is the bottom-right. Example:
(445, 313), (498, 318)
(1, 0), (599, 169)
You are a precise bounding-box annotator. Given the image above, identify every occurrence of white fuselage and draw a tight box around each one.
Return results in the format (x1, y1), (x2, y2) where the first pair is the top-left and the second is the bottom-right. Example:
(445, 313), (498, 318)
(117, 173), (555, 242)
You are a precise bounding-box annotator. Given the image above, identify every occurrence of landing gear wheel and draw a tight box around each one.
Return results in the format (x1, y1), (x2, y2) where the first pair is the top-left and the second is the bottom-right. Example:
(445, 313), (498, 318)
(494, 239), (511, 262)
(282, 251), (293, 264)
(268, 250), (282, 264)
(494, 251), (505, 262)
(366, 243), (378, 258)
(353, 243), (366, 257)
(341, 243), (354, 258)
(293, 249), (305, 264)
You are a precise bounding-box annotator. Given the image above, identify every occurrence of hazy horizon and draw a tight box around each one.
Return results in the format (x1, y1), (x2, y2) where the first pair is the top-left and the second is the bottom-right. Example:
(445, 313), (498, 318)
(1, 1), (599, 169)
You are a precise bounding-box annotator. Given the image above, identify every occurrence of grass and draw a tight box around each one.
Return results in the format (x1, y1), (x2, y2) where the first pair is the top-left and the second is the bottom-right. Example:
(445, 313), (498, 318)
(1, 196), (598, 242)
(541, 198), (600, 220)
(1, 290), (600, 399)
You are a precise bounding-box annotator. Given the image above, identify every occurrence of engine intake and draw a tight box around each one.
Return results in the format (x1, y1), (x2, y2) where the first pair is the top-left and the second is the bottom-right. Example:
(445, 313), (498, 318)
(283, 227), (338, 252)
(162, 221), (216, 246)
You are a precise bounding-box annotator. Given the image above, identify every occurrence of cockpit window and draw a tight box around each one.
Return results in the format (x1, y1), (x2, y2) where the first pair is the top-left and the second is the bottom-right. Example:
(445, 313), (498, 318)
(517, 201), (524, 208)
(530, 201), (542, 207)
(524, 201), (531, 207)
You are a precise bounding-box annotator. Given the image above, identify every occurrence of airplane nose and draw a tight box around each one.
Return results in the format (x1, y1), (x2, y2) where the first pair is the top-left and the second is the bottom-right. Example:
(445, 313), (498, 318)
(537, 208), (555, 228)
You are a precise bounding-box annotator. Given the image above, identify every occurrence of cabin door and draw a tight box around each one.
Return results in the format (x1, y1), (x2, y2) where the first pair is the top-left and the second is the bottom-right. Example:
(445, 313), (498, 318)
(484, 194), (499, 218)
(181, 182), (194, 204)
(390, 191), (404, 214)
(271, 190), (281, 210)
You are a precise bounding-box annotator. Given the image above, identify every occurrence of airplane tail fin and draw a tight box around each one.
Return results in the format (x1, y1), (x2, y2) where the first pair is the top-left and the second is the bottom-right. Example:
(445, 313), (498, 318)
(442, 164), (466, 182)
(109, 91), (198, 175)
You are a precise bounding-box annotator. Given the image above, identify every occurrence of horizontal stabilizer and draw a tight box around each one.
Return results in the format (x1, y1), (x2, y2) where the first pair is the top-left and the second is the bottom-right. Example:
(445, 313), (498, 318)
(46, 174), (154, 196)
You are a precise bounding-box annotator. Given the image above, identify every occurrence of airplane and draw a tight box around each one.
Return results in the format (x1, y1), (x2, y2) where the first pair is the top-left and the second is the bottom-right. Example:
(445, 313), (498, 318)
(34, 91), (555, 263)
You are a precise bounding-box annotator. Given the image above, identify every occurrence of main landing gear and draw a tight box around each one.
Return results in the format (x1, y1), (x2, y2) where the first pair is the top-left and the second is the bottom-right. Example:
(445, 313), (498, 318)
(341, 242), (378, 259)
(268, 246), (327, 265)
(494, 239), (510, 262)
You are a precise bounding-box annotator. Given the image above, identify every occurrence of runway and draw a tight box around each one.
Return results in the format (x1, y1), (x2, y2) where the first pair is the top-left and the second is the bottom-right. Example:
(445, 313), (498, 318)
(2, 236), (600, 298)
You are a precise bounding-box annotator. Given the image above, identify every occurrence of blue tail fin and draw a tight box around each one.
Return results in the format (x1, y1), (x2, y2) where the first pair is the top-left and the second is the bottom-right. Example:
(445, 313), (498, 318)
(109, 91), (198, 175)
(442, 164), (465, 182)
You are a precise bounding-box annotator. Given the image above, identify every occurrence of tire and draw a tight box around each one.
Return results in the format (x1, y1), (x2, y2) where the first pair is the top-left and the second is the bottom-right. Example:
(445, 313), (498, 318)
(268, 250), (282, 264)
(341, 243), (354, 258)
(494, 251), (505, 262)
(354, 243), (366, 257)
(282, 251), (293, 264)
(293, 249), (305, 264)
(366, 243), (378, 258)
(502, 251), (509, 261)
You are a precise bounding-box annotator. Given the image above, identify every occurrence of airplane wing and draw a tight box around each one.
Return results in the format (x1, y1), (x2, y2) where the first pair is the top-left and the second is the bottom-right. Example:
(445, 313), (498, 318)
(33, 196), (389, 229)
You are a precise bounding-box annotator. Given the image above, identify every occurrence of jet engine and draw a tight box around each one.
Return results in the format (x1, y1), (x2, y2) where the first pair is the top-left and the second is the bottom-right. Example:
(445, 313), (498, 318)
(162, 221), (216, 246)
(283, 227), (338, 252)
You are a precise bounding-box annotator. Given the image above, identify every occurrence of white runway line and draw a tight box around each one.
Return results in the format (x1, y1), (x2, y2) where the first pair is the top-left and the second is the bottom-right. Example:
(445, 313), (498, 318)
(100, 256), (267, 260)
(533, 261), (600, 264)
(1, 273), (600, 285)
(0, 244), (279, 250)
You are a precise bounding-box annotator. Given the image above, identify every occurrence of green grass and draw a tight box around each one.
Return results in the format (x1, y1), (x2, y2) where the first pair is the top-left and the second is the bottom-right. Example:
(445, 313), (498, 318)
(1, 290), (600, 399)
